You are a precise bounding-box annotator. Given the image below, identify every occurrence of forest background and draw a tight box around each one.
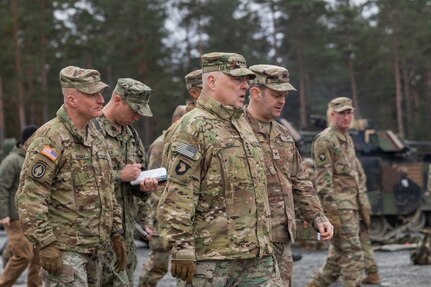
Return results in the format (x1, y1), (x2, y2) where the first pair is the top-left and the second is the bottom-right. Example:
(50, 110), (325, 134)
(1, 0), (431, 148)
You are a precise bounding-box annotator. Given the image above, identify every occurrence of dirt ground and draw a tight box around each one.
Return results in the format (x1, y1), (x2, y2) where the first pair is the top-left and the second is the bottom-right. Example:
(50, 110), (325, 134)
(2, 232), (430, 287)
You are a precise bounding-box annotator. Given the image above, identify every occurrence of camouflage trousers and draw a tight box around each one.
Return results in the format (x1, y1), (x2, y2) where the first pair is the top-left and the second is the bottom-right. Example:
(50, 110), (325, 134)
(138, 236), (169, 287)
(42, 251), (101, 287)
(310, 210), (364, 287)
(272, 242), (292, 287)
(177, 255), (278, 287)
(100, 235), (136, 287)
(359, 222), (378, 274)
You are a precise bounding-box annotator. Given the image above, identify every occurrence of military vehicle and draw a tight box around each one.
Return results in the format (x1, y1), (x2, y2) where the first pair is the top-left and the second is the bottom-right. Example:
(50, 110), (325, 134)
(281, 116), (431, 243)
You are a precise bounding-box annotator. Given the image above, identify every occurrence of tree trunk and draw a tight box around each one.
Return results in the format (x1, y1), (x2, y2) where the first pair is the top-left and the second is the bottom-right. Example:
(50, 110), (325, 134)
(296, 40), (307, 129)
(0, 77), (4, 147)
(11, 0), (26, 129)
(348, 54), (360, 117)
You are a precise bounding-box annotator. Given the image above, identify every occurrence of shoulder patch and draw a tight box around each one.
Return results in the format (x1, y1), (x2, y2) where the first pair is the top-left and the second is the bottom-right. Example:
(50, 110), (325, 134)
(175, 142), (197, 159)
(175, 160), (191, 175)
(318, 153), (326, 162)
(31, 160), (48, 178)
(40, 146), (58, 162)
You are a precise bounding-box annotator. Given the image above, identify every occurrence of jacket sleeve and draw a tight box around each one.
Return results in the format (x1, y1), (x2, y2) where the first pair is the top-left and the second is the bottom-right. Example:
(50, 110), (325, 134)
(15, 136), (59, 248)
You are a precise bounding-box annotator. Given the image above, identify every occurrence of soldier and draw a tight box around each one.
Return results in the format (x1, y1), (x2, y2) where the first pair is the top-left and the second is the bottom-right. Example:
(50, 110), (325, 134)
(95, 78), (158, 286)
(157, 52), (275, 286)
(138, 105), (187, 287)
(0, 125), (41, 287)
(307, 97), (376, 287)
(139, 69), (202, 287)
(246, 64), (333, 286)
(15, 66), (127, 286)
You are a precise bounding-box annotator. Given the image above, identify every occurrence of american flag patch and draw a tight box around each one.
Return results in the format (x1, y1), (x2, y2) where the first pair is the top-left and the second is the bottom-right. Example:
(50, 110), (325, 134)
(175, 142), (197, 159)
(40, 146), (58, 162)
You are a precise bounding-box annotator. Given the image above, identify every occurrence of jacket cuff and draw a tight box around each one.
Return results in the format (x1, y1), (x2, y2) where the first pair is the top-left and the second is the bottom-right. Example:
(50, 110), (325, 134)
(171, 248), (196, 261)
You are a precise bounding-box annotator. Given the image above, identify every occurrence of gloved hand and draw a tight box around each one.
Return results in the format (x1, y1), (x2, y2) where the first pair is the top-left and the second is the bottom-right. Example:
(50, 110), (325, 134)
(171, 259), (196, 284)
(40, 242), (63, 275)
(111, 234), (127, 271)
(360, 206), (371, 230)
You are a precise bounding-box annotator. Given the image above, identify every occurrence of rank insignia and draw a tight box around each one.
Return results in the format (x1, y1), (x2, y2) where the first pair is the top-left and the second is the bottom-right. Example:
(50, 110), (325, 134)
(175, 160), (191, 175)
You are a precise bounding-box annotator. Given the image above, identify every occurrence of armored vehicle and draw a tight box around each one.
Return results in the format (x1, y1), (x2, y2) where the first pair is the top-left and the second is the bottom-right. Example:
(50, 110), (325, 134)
(282, 117), (431, 243)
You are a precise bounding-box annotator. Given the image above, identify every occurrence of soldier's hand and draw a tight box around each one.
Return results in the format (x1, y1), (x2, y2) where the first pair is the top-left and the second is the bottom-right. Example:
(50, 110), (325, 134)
(111, 234), (127, 271)
(40, 242), (63, 275)
(120, 163), (142, 182)
(139, 177), (158, 192)
(171, 259), (196, 284)
(360, 207), (371, 230)
(0, 216), (10, 227)
(317, 222), (334, 240)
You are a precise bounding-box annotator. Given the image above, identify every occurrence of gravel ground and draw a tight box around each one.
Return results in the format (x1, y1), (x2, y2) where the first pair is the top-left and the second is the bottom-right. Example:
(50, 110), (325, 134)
(1, 231), (430, 287)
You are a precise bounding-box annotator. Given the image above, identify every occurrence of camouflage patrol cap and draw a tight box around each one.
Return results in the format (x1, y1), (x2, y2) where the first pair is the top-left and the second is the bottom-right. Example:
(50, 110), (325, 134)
(201, 52), (256, 79)
(114, 78), (153, 117)
(249, 64), (296, 92)
(184, 69), (203, 91)
(59, 66), (108, 94)
(329, 97), (354, 112)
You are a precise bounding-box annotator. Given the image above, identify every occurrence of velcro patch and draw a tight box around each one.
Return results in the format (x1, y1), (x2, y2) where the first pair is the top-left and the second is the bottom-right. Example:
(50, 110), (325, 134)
(31, 160), (48, 179)
(175, 142), (197, 159)
(40, 146), (58, 162)
(175, 160), (191, 175)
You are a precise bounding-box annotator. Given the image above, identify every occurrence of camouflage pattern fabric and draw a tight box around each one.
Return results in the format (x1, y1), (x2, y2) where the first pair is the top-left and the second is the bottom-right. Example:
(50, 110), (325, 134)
(95, 114), (147, 286)
(0, 146), (25, 221)
(42, 251), (101, 287)
(157, 91), (272, 262)
(138, 132), (170, 287)
(187, 255), (276, 287)
(310, 210), (363, 287)
(16, 105), (122, 254)
(272, 242), (292, 286)
(245, 110), (327, 286)
(310, 126), (365, 287)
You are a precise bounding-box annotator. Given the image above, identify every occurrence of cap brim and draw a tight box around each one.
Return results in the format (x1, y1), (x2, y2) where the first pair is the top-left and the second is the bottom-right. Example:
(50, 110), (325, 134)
(333, 106), (354, 112)
(78, 81), (109, 94)
(225, 67), (256, 79)
(131, 103), (153, 117)
(267, 82), (297, 92)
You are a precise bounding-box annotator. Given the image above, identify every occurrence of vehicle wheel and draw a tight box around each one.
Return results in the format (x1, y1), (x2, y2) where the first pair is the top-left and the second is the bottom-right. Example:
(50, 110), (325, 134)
(407, 212), (426, 233)
(370, 216), (390, 242)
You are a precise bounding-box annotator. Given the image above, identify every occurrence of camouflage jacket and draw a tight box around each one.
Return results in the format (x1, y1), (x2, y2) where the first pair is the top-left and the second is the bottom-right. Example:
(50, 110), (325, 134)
(245, 110), (327, 243)
(94, 115), (148, 242)
(0, 146), (25, 220)
(16, 105), (122, 253)
(157, 91), (272, 261)
(140, 132), (165, 229)
(312, 126), (363, 214)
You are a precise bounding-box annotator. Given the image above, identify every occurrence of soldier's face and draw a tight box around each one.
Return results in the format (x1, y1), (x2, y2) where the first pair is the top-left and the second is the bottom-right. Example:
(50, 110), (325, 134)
(115, 100), (141, 126)
(332, 109), (353, 132)
(258, 87), (287, 121)
(75, 91), (105, 120)
(214, 74), (249, 109)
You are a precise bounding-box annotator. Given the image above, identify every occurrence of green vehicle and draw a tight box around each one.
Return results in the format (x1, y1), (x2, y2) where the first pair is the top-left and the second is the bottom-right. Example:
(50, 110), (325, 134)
(284, 117), (431, 243)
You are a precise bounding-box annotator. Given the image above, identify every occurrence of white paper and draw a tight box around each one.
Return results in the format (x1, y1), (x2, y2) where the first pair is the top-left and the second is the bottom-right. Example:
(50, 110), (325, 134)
(130, 167), (167, 186)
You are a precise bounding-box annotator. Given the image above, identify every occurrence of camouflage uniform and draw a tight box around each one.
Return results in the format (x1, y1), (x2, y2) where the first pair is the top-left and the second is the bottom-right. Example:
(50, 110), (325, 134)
(0, 140), (42, 287)
(138, 133), (170, 287)
(309, 108), (366, 287)
(16, 105), (123, 286)
(246, 65), (328, 287)
(158, 52), (274, 287)
(96, 78), (152, 286)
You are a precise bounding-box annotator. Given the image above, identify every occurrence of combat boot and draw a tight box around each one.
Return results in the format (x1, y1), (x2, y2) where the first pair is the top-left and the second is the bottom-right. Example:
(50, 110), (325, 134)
(362, 272), (381, 284)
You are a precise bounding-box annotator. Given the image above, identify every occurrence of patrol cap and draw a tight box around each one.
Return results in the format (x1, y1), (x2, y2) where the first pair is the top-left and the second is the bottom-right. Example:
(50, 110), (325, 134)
(329, 97), (354, 112)
(185, 69), (203, 91)
(114, 78), (153, 117)
(249, 64), (296, 92)
(201, 52), (256, 79)
(59, 66), (108, 94)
